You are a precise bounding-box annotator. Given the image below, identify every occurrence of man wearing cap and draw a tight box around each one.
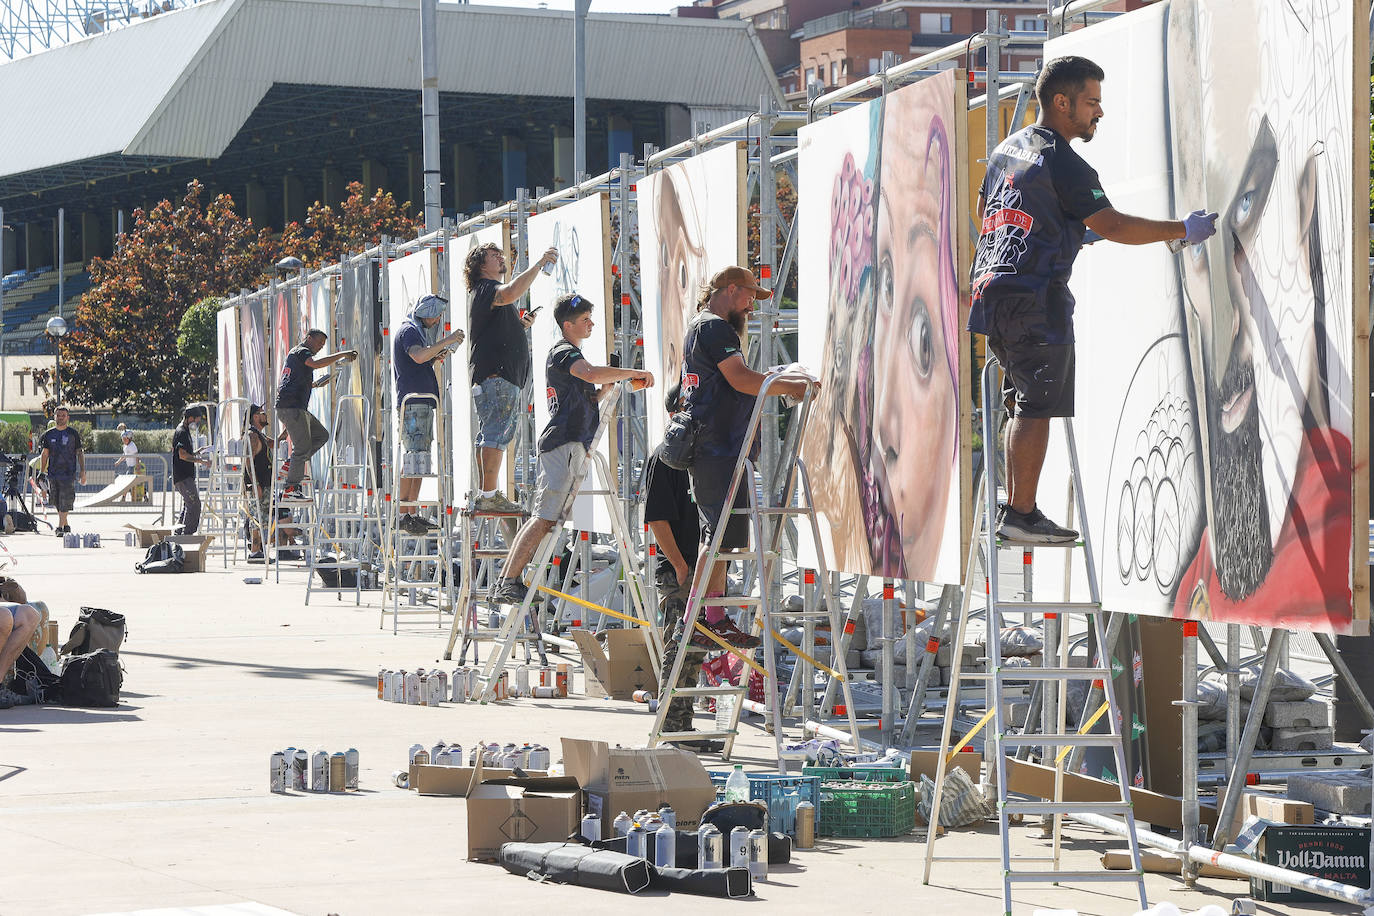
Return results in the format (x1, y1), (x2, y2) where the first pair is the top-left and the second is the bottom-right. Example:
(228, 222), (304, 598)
(171, 406), (211, 535)
(394, 294), (465, 535)
(463, 241), (557, 513)
(680, 267), (812, 648)
(38, 406), (84, 536)
(275, 328), (357, 500)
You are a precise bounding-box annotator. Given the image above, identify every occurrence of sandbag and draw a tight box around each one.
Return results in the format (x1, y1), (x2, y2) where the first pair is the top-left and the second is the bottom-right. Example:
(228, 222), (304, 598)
(918, 766), (993, 828)
(1237, 664), (1316, 702)
(498, 842), (650, 894)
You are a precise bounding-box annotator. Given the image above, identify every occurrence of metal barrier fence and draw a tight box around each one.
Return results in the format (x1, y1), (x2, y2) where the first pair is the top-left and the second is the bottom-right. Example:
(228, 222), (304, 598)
(25, 453), (171, 521)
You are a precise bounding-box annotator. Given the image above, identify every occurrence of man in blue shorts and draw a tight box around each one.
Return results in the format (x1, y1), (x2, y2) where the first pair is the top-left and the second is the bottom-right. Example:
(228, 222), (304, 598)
(393, 293), (465, 534)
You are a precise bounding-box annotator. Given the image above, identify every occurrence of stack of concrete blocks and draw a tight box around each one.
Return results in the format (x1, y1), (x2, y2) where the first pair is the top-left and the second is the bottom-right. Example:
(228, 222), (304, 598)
(1263, 698), (1334, 751)
(1287, 771), (1372, 816)
(1197, 667), (1333, 752)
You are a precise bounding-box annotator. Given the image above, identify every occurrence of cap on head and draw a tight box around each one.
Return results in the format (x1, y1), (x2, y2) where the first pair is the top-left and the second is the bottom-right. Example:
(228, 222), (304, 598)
(121, 429), (134, 439)
(708, 266), (771, 300)
(183, 407), (203, 420)
(412, 294), (446, 320)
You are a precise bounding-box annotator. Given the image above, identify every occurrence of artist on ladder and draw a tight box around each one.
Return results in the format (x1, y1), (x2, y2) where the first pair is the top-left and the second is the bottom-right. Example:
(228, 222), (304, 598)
(968, 55), (1217, 543)
(394, 293), (465, 534)
(490, 293), (654, 604)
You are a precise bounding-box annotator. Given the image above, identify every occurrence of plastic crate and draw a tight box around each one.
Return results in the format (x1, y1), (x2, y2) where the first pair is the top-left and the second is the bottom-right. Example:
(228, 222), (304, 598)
(707, 770), (821, 835)
(802, 764), (908, 784)
(817, 780), (916, 838)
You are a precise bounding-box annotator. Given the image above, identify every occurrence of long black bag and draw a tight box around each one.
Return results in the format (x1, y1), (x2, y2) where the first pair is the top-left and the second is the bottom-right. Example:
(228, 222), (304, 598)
(498, 842), (651, 894)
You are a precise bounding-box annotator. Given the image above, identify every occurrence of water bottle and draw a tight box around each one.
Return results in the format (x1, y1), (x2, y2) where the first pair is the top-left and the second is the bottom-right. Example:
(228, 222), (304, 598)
(612, 811), (633, 838)
(580, 812), (601, 842)
(697, 823), (723, 870)
(657, 803), (676, 828)
(653, 820), (676, 867)
(748, 828), (768, 880)
(724, 764), (750, 803)
(714, 694), (736, 731)
(626, 822), (648, 860)
(39, 645), (59, 674)
(729, 826), (750, 868)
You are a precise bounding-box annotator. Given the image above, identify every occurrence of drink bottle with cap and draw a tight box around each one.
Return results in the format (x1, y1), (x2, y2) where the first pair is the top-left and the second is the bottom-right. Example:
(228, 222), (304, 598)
(724, 764), (750, 802)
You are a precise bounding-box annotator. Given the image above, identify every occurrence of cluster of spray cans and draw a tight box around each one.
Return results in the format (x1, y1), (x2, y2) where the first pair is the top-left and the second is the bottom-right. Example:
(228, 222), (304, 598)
(509, 663), (570, 699)
(377, 664), (569, 705)
(270, 747), (359, 793)
(395, 740), (552, 787)
(587, 806), (766, 879)
(377, 667), (452, 706)
(63, 532), (100, 548)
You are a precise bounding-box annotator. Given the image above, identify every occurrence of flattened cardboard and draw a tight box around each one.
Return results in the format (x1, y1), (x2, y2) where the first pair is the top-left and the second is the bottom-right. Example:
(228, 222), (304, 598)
(1005, 757), (1216, 830)
(562, 737), (716, 838)
(910, 749), (982, 783)
(466, 774), (581, 861)
(570, 628), (656, 699)
(411, 764), (549, 796)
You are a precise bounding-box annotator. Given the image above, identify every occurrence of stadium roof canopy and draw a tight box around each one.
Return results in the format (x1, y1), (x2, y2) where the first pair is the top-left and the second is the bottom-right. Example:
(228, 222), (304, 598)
(0, 0), (780, 230)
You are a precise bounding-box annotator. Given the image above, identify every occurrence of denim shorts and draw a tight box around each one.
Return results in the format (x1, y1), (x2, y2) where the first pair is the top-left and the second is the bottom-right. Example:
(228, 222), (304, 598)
(400, 402), (435, 474)
(474, 376), (522, 449)
(532, 442), (588, 522)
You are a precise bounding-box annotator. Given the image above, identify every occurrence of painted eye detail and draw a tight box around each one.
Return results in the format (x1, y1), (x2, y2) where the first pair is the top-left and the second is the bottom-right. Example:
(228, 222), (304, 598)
(678, 260), (688, 292)
(1235, 190), (1255, 225)
(877, 255), (894, 314)
(910, 304), (934, 380)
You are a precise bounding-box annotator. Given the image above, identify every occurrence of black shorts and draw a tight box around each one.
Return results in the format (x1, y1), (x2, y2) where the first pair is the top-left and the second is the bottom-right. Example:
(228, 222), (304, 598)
(987, 337), (1075, 419)
(689, 456), (751, 551)
(48, 477), (75, 512)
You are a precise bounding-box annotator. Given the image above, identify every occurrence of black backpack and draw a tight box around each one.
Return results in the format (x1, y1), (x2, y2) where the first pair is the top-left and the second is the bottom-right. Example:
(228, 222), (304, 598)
(136, 540), (184, 574)
(57, 649), (123, 707)
(12, 646), (61, 703)
(313, 554), (358, 589)
(60, 607), (127, 656)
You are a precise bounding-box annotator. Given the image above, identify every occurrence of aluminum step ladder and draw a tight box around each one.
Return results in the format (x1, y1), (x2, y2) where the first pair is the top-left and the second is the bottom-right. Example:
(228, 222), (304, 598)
(922, 358), (1147, 915)
(646, 368), (861, 767)
(305, 394), (375, 605)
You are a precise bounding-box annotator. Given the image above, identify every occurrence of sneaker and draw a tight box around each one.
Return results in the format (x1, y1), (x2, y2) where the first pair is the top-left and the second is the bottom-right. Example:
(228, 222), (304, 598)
(399, 514), (428, 535)
(491, 577), (529, 605)
(997, 505), (1078, 544)
(0, 684), (23, 708)
(473, 493), (524, 515)
(280, 484), (311, 501)
(247, 551), (265, 564)
(55, 527), (64, 538)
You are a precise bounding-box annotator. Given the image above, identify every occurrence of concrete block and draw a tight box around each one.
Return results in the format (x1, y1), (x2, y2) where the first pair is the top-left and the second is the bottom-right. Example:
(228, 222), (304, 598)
(935, 643), (981, 666)
(1263, 698), (1330, 729)
(1268, 726), (1334, 751)
(1288, 771), (1372, 815)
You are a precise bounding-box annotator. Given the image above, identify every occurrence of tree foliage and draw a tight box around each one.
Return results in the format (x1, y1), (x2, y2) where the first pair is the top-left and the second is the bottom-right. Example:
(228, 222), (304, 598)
(177, 296), (220, 364)
(66, 180), (417, 418)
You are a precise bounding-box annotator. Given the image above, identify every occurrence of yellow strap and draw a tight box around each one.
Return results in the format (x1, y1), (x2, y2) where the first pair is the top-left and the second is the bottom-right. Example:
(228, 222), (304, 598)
(1055, 700), (1111, 766)
(691, 623), (769, 677)
(534, 584), (652, 629)
(770, 630), (841, 680)
(948, 707), (997, 761)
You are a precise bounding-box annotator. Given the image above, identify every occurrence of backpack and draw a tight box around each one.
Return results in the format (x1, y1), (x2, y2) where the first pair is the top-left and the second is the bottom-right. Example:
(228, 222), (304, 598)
(313, 554), (358, 589)
(60, 607), (127, 656)
(136, 540), (184, 574)
(11, 646), (61, 703)
(56, 649), (123, 707)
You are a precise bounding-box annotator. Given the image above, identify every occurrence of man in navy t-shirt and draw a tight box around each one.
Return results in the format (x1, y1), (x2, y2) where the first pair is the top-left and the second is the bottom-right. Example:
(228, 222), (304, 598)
(968, 55), (1217, 544)
(274, 329), (356, 499)
(393, 293), (465, 535)
(38, 405), (84, 535)
(490, 293), (653, 605)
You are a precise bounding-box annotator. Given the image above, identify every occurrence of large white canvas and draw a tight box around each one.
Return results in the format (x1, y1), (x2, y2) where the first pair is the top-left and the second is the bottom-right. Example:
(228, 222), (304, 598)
(333, 262), (372, 472)
(305, 280), (334, 483)
(386, 249), (439, 500)
(449, 222), (511, 498)
(525, 194), (613, 532)
(639, 142), (746, 447)
(796, 71), (965, 584)
(239, 296), (267, 409)
(216, 305), (243, 447)
(1035, 0), (1358, 633)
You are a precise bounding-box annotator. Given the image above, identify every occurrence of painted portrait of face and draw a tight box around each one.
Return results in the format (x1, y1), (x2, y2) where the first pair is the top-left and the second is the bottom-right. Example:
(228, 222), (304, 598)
(1166, 0), (1351, 603)
(654, 168), (708, 392)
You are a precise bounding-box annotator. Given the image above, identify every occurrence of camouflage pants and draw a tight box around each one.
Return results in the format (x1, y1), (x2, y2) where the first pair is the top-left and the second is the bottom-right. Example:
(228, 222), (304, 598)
(658, 599), (706, 733)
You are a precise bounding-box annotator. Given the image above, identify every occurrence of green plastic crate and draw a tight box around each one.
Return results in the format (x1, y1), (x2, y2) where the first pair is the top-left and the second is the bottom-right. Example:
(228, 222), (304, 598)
(817, 780), (916, 838)
(802, 764), (908, 784)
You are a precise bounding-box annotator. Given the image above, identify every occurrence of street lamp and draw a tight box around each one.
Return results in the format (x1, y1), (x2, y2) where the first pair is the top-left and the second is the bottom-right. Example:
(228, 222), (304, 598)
(45, 315), (67, 406)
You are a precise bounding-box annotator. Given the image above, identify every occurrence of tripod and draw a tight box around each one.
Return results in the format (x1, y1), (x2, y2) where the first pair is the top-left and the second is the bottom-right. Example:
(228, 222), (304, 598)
(2, 455), (46, 533)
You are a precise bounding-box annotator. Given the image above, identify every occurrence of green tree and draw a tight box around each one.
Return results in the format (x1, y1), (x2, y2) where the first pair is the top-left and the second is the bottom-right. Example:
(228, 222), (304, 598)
(178, 296), (220, 397)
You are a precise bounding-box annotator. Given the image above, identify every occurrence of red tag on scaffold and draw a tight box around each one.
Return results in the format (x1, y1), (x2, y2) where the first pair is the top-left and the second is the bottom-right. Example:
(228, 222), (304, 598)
(843, 620), (855, 634)
(804, 569), (815, 585)
(1183, 621), (1198, 637)
(883, 584), (895, 600)
(926, 639), (940, 654)
(1023, 550), (1033, 565)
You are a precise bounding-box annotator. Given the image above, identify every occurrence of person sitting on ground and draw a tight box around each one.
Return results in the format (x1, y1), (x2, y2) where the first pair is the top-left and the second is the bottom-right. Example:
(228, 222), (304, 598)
(490, 293), (653, 604)
(39, 405), (85, 537)
(394, 293), (465, 535)
(0, 593), (41, 708)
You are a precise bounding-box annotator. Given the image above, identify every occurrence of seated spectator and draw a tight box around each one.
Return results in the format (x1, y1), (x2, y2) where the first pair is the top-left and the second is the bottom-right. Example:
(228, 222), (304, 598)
(0, 596), (40, 708)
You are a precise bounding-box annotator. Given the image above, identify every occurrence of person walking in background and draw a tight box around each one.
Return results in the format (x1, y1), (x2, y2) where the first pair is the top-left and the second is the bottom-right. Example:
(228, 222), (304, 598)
(274, 328), (356, 500)
(38, 405), (84, 536)
(171, 407), (210, 535)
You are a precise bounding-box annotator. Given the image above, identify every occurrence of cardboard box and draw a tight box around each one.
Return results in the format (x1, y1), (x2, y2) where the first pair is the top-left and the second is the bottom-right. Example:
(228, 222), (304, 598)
(562, 737), (717, 838)
(910, 748), (982, 784)
(1250, 794), (1315, 827)
(124, 523), (172, 548)
(1250, 824), (1370, 902)
(410, 764), (549, 797)
(1102, 850), (1244, 879)
(167, 534), (214, 573)
(466, 775), (581, 861)
(1005, 757), (1216, 831)
(570, 628), (656, 699)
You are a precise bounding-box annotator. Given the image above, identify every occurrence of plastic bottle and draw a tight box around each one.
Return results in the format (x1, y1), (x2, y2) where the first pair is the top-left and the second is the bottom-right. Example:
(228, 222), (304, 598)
(612, 811), (633, 837)
(653, 820), (676, 867)
(724, 764), (750, 803)
(729, 825), (751, 868)
(714, 694), (736, 731)
(39, 645), (58, 674)
(626, 822), (648, 860)
(697, 823), (723, 870)
(748, 828), (767, 880)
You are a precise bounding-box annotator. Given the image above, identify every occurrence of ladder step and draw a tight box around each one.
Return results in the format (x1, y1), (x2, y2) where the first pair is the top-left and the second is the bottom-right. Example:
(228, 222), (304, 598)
(998, 734), (1122, 748)
(1002, 800), (1132, 815)
(993, 601), (1101, 612)
(656, 730), (736, 740)
(695, 596), (760, 606)
(668, 685), (749, 698)
(1006, 871), (1143, 883)
(928, 855), (1059, 863)
(994, 537), (1084, 548)
(996, 667), (1113, 680)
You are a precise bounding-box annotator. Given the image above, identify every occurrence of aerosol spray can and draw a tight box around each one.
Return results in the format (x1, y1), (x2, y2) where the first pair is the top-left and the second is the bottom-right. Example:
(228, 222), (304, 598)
(269, 751), (287, 793)
(556, 664), (569, 697)
(626, 822), (648, 860)
(311, 750), (329, 792)
(408, 743), (427, 766)
(653, 820), (677, 867)
(434, 671), (448, 704)
(580, 812), (601, 842)
(392, 769), (409, 789)
(406, 672), (421, 704)
(377, 668), (386, 699)
(451, 668), (467, 703)
(748, 828), (768, 880)
(612, 811), (633, 837)
(697, 824), (723, 870)
(396, 669), (408, 703)
(329, 752), (347, 792)
(526, 744), (551, 770)
(658, 803), (676, 828)
(418, 674), (431, 706)
(539, 666), (554, 687)
(532, 686), (558, 698)
(729, 826), (751, 869)
(466, 668), (480, 700)
(345, 748), (359, 790)
(430, 741), (447, 764)
(795, 801), (815, 848)
(515, 665), (530, 697)
(291, 749), (309, 790)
